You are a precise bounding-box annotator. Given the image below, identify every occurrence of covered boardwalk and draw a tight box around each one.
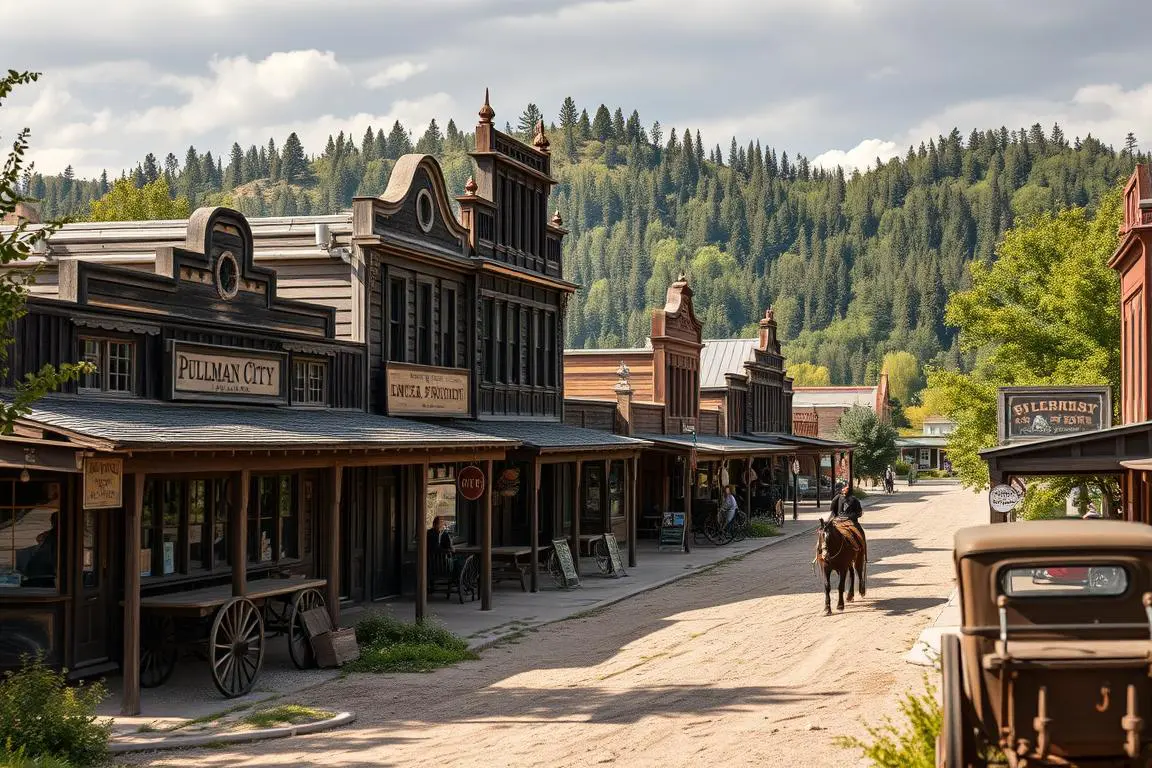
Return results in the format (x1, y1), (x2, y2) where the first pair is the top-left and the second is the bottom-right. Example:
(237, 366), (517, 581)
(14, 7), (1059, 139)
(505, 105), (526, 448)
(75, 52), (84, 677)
(13, 397), (515, 715)
(447, 420), (650, 582)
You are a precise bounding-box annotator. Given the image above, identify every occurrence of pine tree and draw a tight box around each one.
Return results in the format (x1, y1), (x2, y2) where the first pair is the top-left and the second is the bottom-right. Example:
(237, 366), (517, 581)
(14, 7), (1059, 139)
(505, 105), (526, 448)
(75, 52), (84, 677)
(180, 146), (201, 206)
(361, 126), (376, 164)
(386, 120), (412, 158)
(517, 104), (543, 137)
(415, 119), (443, 155)
(612, 107), (626, 140)
(577, 109), (592, 140)
(592, 105), (613, 141)
(280, 132), (309, 184)
(559, 97), (579, 131)
(224, 143), (243, 189)
(241, 145), (260, 183)
(1124, 132), (1139, 156)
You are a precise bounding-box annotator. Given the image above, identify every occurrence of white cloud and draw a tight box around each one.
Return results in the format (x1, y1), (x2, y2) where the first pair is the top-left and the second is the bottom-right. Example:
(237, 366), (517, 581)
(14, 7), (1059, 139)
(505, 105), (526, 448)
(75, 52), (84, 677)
(812, 139), (901, 173)
(366, 61), (428, 90)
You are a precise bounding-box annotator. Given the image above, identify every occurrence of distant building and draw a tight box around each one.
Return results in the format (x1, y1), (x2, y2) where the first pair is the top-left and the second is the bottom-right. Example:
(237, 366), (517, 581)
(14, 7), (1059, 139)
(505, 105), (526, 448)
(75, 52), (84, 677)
(790, 375), (891, 440)
(898, 416), (956, 472)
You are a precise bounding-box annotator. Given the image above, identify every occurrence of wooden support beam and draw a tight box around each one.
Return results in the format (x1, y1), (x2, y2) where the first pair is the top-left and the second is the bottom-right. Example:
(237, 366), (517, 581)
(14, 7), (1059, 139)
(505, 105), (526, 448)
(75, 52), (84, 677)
(745, 457), (753, 521)
(602, 459), (610, 534)
(327, 466), (342, 626)
(627, 456), (637, 568)
(481, 459), (493, 610)
(121, 473), (144, 716)
(416, 463), (428, 622)
(571, 459), (583, 575)
(231, 469), (250, 597)
(683, 457), (692, 554)
(530, 458), (540, 593)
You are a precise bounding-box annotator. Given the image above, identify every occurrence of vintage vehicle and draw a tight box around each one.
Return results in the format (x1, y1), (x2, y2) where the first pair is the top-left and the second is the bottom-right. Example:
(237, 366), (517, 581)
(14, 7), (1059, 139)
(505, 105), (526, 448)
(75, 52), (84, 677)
(940, 520), (1152, 767)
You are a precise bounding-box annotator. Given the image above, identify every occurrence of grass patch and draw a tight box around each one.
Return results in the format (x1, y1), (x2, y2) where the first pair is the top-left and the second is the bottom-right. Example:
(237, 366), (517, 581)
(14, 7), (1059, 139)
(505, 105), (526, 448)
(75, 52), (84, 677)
(240, 704), (333, 729)
(748, 520), (782, 538)
(346, 613), (476, 674)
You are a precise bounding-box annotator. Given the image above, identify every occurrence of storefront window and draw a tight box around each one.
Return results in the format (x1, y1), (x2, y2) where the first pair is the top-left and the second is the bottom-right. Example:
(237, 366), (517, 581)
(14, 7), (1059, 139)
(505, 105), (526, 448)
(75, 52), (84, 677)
(213, 479), (229, 567)
(161, 480), (180, 575)
(279, 475), (298, 559)
(140, 477), (232, 579)
(427, 465), (458, 539)
(82, 510), (97, 589)
(140, 484), (155, 577)
(581, 464), (603, 527)
(609, 461), (625, 519)
(188, 480), (208, 573)
(249, 474), (297, 564)
(0, 481), (61, 591)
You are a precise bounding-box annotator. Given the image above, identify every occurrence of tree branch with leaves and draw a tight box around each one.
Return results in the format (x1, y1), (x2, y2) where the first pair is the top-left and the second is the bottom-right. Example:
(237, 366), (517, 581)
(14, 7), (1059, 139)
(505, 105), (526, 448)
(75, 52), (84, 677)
(0, 69), (91, 433)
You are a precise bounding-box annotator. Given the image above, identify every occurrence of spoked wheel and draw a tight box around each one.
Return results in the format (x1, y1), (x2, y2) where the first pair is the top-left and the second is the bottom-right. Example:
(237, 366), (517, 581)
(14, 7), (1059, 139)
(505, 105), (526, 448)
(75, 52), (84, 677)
(288, 588), (326, 670)
(458, 555), (479, 602)
(592, 538), (610, 574)
(773, 500), (785, 528)
(140, 614), (178, 688)
(210, 597), (265, 698)
(938, 633), (980, 767)
(731, 510), (749, 542)
(705, 517), (732, 545)
(547, 550), (565, 587)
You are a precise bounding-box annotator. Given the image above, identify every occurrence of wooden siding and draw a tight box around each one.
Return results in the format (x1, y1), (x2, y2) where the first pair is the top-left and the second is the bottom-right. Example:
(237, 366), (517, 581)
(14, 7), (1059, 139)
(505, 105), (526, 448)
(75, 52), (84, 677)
(632, 402), (665, 434)
(563, 352), (654, 401)
(699, 409), (721, 436)
(563, 400), (615, 432)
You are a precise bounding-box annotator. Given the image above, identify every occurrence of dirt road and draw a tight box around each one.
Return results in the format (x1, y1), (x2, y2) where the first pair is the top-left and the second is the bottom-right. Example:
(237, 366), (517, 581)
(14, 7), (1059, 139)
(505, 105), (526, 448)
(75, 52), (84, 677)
(129, 484), (985, 768)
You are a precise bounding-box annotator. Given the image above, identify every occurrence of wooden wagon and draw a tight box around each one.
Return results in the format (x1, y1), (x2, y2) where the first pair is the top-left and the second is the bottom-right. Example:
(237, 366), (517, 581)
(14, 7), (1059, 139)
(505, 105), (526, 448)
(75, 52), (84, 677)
(137, 577), (328, 698)
(941, 520), (1152, 767)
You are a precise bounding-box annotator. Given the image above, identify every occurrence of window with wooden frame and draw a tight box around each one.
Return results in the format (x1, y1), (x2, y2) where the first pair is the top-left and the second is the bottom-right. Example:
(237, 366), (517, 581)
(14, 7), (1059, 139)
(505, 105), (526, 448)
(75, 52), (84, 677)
(441, 287), (457, 368)
(291, 359), (328, 406)
(494, 301), (506, 383)
(416, 281), (433, 365)
(481, 297), (494, 383)
(510, 304), (521, 385)
(79, 336), (136, 394)
(388, 277), (407, 363)
(545, 312), (556, 387)
(139, 477), (231, 579)
(248, 474), (299, 564)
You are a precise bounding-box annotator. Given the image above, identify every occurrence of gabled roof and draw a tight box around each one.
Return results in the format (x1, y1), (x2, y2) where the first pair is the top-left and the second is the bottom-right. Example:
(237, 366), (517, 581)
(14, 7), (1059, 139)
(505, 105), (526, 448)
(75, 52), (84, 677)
(791, 386), (878, 409)
(699, 338), (758, 389)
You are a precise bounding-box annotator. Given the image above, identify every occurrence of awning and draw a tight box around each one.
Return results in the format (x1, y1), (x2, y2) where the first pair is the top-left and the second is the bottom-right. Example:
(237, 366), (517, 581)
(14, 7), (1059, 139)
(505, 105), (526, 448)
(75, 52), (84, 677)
(743, 432), (855, 451)
(19, 397), (519, 452)
(979, 420), (1152, 476)
(634, 433), (792, 457)
(445, 419), (650, 453)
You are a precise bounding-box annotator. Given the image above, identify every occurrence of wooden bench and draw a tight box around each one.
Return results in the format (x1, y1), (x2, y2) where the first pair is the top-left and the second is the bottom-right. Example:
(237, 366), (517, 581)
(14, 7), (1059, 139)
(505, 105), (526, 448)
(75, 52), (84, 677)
(428, 551), (477, 603)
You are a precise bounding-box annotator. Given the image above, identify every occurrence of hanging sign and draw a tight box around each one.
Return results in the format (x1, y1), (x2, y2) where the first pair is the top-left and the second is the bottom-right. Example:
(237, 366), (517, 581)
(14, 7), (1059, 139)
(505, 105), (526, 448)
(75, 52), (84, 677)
(989, 484), (1023, 515)
(497, 467), (521, 497)
(458, 465), (486, 501)
(83, 457), (123, 509)
(997, 386), (1111, 444)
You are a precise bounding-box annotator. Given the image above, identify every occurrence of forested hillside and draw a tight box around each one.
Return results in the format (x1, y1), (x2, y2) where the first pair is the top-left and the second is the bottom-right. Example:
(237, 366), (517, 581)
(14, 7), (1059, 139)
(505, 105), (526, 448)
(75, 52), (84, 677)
(19, 101), (1143, 384)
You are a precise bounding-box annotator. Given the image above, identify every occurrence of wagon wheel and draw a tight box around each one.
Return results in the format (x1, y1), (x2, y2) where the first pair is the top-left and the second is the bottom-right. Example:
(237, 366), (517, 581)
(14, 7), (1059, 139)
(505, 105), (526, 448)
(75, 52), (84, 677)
(459, 556), (479, 602)
(140, 614), (178, 688)
(593, 538), (610, 575)
(731, 510), (749, 543)
(547, 550), (565, 588)
(938, 633), (979, 768)
(288, 588), (326, 670)
(209, 597), (265, 698)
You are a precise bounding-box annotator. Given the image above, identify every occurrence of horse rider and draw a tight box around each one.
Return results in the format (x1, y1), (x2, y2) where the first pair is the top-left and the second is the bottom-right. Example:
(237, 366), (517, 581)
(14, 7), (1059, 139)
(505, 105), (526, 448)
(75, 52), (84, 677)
(830, 483), (867, 562)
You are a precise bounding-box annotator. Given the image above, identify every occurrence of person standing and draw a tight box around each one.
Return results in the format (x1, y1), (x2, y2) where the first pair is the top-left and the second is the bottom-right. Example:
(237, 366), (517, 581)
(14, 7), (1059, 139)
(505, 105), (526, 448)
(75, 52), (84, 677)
(830, 484), (867, 562)
(721, 485), (739, 535)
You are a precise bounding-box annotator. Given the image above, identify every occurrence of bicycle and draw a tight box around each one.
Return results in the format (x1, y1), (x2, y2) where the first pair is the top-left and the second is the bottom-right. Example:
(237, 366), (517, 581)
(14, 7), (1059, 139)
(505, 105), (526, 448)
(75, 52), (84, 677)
(729, 508), (749, 542)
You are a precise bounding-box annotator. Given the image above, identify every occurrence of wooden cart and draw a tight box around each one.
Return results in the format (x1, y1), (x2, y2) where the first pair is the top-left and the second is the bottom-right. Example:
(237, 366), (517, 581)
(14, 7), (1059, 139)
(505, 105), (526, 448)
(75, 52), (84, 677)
(137, 577), (328, 698)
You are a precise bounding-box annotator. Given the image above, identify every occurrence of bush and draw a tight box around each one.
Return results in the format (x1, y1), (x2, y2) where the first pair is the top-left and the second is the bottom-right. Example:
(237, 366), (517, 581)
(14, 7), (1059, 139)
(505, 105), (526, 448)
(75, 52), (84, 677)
(851, 486), (868, 499)
(347, 613), (476, 674)
(893, 460), (911, 476)
(0, 655), (110, 766)
(747, 519), (781, 538)
(835, 672), (941, 767)
(0, 749), (76, 768)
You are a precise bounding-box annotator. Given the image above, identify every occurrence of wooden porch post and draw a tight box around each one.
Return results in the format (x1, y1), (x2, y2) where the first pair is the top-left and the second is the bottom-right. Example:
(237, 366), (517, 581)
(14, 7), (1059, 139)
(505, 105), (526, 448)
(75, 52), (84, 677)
(571, 459), (583, 576)
(627, 456), (637, 568)
(683, 455), (692, 553)
(416, 463), (428, 622)
(602, 458), (610, 534)
(231, 469), (250, 597)
(327, 466), (342, 626)
(530, 458), (541, 593)
(815, 454), (822, 510)
(745, 457), (753, 520)
(848, 451), (855, 491)
(481, 459), (493, 610)
(121, 473), (144, 716)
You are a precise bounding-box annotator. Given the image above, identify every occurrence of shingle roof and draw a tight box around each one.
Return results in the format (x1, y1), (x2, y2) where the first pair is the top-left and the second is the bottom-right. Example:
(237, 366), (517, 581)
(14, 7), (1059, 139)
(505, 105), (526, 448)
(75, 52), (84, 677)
(446, 419), (650, 451)
(634, 433), (792, 456)
(699, 338), (758, 389)
(21, 397), (517, 451)
(791, 387), (878, 408)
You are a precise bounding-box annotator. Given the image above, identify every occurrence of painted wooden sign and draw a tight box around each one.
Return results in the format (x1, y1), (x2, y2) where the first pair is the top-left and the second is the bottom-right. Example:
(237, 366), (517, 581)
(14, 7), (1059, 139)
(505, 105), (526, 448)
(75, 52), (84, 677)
(82, 456), (123, 509)
(170, 342), (286, 404)
(387, 363), (470, 417)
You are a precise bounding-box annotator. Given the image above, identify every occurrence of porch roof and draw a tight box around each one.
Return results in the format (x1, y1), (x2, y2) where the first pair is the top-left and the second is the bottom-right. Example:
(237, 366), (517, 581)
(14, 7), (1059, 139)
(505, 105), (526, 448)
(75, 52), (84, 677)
(744, 432), (856, 451)
(979, 420), (1152, 476)
(445, 419), (650, 453)
(634, 433), (791, 457)
(17, 397), (519, 452)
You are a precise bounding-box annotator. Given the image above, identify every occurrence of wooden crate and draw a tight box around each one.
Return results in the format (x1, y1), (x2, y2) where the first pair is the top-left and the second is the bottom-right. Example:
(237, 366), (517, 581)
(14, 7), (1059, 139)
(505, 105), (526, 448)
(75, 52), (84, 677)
(313, 627), (359, 668)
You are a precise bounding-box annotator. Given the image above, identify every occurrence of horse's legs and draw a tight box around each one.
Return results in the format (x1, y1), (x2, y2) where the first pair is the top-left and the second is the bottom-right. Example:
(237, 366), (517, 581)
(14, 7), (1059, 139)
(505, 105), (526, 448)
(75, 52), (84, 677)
(846, 564), (856, 603)
(836, 568), (846, 611)
(857, 555), (867, 598)
(823, 567), (832, 616)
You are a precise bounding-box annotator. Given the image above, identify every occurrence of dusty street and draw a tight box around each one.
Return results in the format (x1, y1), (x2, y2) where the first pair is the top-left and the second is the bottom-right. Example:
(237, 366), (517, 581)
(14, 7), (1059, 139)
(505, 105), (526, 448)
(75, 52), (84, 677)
(128, 484), (985, 768)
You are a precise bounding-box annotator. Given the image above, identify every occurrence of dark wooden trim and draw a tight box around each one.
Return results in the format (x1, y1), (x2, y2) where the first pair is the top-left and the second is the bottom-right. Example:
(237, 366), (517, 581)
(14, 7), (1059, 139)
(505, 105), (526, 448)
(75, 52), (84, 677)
(231, 469), (250, 596)
(121, 448), (509, 474)
(481, 459), (493, 610)
(530, 458), (540, 593)
(327, 466), (342, 625)
(121, 473), (143, 716)
(571, 459), (583, 577)
(627, 457), (637, 568)
(416, 462), (428, 622)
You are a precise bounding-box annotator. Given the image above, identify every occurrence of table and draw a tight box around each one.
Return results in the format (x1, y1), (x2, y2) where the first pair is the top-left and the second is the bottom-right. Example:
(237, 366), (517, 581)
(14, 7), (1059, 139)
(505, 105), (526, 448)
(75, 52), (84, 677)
(455, 546), (539, 591)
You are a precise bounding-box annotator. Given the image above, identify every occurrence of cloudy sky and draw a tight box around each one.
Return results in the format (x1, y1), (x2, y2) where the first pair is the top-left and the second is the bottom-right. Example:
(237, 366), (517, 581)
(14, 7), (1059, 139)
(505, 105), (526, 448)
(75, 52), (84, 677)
(2, 0), (1152, 179)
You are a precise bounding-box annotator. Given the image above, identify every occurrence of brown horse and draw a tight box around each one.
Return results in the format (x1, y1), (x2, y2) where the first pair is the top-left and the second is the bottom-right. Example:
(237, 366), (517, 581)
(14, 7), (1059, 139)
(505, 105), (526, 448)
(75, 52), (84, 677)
(815, 517), (866, 615)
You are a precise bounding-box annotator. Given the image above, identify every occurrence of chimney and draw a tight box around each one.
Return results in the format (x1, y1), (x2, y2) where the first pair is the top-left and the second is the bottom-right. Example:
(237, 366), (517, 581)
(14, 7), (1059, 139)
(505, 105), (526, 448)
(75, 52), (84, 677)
(614, 361), (634, 435)
(758, 307), (778, 351)
(1, 201), (41, 226)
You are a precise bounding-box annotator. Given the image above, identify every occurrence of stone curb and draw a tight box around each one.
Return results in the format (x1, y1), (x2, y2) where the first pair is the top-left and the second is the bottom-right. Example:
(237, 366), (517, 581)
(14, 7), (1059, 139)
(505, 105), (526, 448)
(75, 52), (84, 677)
(108, 711), (356, 754)
(466, 518), (824, 652)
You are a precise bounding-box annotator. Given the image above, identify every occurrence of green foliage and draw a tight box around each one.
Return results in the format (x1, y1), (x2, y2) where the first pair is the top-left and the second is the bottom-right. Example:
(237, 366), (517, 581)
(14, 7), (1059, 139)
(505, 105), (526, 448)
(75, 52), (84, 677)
(786, 361), (831, 386)
(348, 613), (476, 674)
(837, 405), (899, 480)
(931, 188), (1123, 489)
(747, 519), (781, 537)
(240, 704), (332, 729)
(893, 460), (911, 476)
(87, 177), (190, 221)
(1016, 482), (1067, 520)
(851, 486), (868, 499)
(0, 655), (110, 766)
(0, 70), (93, 434)
(835, 672), (941, 768)
(882, 351), (922, 404)
(0, 749), (76, 768)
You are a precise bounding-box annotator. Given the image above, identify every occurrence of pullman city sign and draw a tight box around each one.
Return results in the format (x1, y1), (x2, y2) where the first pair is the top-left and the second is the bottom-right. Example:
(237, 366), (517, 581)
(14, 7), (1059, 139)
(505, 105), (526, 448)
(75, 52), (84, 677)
(168, 341), (287, 405)
(997, 386), (1112, 444)
(386, 363), (470, 417)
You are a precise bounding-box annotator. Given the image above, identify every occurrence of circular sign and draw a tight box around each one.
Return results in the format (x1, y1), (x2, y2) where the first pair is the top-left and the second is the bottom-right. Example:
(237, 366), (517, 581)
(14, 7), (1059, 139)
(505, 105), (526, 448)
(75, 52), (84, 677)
(989, 484), (1022, 514)
(457, 465), (486, 501)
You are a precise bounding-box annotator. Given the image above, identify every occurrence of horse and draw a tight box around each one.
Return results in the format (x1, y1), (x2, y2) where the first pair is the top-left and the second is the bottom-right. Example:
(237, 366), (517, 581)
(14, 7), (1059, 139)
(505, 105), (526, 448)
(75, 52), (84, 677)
(815, 517), (867, 615)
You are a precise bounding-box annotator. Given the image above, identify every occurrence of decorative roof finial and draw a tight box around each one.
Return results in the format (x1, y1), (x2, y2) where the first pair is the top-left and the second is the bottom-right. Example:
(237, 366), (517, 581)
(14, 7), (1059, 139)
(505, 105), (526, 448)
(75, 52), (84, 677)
(616, 361), (631, 380)
(464, 176), (478, 196)
(533, 119), (550, 151)
(614, 361), (632, 393)
(478, 88), (495, 123)
(677, 271), (687, 283)
(551, 210), (563, 226)
(764, 307), (775, 323)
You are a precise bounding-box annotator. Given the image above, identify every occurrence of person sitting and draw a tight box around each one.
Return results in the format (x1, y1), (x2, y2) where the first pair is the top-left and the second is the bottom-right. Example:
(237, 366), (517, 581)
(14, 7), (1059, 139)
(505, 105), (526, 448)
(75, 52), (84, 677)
(721, 485), (739, 534)
(427, 516), (454, 555)
(830, 484), (867, 562)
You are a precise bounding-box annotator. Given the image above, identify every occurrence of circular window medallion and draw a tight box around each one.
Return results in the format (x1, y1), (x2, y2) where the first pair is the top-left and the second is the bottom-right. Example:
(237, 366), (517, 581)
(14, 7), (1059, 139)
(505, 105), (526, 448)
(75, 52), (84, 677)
(416, 189), (435, 233)
(215, 251), (240, 300)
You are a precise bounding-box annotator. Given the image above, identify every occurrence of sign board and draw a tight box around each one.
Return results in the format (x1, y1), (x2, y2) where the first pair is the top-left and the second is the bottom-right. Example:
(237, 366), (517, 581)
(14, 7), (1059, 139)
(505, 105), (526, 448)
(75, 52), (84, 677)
(82, 457), (123, 509)
(659, 511), (686, 551)
(989, 484), (1023, 514)
(386, 363), (470, 417)
(997, 386), (1111, 444)
(169, 341), (286, 404)
(550, 538), (580, 588)
(791, 459), (801, 475)
(457, 465), (486, 501)
(602, 533), (627, 577)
